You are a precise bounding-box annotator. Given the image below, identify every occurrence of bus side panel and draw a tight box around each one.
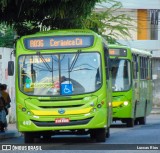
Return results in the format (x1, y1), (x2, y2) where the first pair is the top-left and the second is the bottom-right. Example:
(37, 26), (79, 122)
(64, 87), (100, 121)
(146, 79), (153, 115)
(112, 90), (133, 119)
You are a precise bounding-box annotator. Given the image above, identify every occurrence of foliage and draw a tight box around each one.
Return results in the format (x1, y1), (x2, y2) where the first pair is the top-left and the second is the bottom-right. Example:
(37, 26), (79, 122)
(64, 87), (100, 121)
(83, 0), (134, 43)
(0, 23), (15, 47)
(0, 0), (133, 44)
(0, 0), (103, 36)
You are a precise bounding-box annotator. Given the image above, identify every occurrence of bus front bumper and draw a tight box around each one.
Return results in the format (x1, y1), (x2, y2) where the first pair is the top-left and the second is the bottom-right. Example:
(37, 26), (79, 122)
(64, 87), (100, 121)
(17, 108), (108, 132)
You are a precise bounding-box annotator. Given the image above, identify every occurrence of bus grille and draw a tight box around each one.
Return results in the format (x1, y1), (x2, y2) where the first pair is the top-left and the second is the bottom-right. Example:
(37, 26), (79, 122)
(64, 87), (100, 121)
(31, 117), (92, 127)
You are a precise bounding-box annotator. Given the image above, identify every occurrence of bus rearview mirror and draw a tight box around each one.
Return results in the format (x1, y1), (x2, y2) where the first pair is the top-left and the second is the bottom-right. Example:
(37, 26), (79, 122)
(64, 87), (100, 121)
(8, 61), (14, 76)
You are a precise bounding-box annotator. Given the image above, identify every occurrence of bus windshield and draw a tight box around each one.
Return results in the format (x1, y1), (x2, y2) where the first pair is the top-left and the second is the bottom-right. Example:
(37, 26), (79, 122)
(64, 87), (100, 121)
(18, 52), (102, 96)
(110, 59), (131, 91)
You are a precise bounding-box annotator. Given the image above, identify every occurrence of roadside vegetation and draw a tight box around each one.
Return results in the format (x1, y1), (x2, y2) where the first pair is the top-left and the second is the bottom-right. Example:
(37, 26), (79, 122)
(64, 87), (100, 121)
(0, 0), (133, 47)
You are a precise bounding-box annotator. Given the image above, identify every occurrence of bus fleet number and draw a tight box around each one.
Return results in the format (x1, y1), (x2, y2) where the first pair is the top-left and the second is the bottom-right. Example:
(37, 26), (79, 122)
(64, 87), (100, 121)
(30, 40), (44, 48)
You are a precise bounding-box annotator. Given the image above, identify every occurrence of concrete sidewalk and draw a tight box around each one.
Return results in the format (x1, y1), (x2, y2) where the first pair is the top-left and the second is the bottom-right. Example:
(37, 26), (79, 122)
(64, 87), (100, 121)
(0, 108), (160, 140)
(0, 123), (21, 140)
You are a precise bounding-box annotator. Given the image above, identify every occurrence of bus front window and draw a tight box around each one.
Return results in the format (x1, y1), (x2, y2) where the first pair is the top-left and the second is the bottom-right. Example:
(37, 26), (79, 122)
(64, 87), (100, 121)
(18, 52), (102, 96)
(111, 59), (131, 91)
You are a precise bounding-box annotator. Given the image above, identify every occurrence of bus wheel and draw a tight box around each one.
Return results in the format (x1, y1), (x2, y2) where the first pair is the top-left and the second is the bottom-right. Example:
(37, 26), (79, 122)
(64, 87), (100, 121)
(95, 128), (106, 142)
(106, 127), (110, 138)
(43, 134), (51, 140)
(134, 119), (139, 125)
(90, 129), (96, 139)
(126, 118), (134, 127)
(24, 132), (34, 143)
(139, 116), (146, 125)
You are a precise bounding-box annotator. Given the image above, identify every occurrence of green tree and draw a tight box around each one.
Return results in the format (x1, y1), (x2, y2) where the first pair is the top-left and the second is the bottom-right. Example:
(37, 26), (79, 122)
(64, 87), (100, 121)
(83, 1), (134, 43)
(0, 23), (15, 47)
(0, 0), (133, 43)
(0, 0), (102, 36)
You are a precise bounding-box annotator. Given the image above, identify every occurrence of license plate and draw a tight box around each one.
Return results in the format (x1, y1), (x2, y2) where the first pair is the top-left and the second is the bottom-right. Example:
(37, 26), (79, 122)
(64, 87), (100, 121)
(55, 118), (70, 123)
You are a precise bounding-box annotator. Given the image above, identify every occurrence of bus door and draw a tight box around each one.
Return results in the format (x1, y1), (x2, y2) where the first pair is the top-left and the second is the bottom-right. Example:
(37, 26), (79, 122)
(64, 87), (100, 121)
(104, 44), (112, 125)
(133, 54), (140, 110)
(146, 58), (152, 114)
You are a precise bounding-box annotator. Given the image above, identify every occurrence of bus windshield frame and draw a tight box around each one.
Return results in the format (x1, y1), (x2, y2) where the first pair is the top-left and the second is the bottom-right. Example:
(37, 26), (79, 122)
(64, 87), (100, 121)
(18, 51), (102, 96)
(110, 58), (131, 92)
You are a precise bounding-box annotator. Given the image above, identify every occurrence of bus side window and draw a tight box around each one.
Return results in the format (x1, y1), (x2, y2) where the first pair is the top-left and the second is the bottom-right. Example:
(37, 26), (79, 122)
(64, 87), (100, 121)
(140, 56), (148, 79)
(140, 56), (144, 79)
(149, 58), (152, 80)
(146, 57), (149, 79)
(147, 57), (152, 80)
(132, 54), (138, 79)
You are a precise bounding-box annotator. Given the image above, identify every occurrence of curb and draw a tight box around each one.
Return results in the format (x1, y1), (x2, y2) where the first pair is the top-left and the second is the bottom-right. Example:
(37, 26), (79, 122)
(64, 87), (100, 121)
(151, 111), (160, 114)
(151, 108), (160, 114)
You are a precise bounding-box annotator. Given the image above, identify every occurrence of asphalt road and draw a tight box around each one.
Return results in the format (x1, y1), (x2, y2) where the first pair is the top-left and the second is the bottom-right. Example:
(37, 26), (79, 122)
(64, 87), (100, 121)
(0, 114), (160, 152)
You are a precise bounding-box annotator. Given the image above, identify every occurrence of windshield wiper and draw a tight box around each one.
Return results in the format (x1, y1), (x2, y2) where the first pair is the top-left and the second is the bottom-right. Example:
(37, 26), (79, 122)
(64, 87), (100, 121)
(69, 50), (81, 72)
(36, 51), (52, 72)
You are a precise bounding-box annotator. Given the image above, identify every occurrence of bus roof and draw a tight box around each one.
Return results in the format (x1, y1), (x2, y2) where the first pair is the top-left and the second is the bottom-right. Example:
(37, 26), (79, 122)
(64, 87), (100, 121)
(108, 44), (129, 49)
(22, 29), (100, 38)
(131, 48), (152, 57)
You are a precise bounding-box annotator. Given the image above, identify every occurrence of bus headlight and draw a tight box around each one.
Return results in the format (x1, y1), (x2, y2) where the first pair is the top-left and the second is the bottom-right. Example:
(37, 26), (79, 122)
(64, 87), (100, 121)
(108, 102), (112, 107)
(123, 101), (129, 106)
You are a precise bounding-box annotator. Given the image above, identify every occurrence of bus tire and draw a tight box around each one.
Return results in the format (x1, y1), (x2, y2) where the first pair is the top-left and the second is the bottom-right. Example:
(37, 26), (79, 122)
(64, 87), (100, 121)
(43, 135), (51, 140)
(95, 128), (106, 142)
(106, 127), (110, 138)
(139, 116), (146, 125)
(90, 129), (96, 139)
(24, 132), (34, 143)
(134, 119), (139, 125)
(126, 118), (134, 127)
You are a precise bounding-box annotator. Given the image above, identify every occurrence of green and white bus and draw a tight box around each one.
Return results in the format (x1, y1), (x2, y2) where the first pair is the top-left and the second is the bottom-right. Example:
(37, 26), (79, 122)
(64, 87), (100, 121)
(109, 44), (152, 127)
(8, 29), (112, 143)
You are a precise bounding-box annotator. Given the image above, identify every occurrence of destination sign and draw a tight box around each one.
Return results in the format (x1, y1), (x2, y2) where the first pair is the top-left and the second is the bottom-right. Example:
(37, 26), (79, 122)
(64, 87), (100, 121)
(109, 48), (127, 57)
(24, 35), (94, 50)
